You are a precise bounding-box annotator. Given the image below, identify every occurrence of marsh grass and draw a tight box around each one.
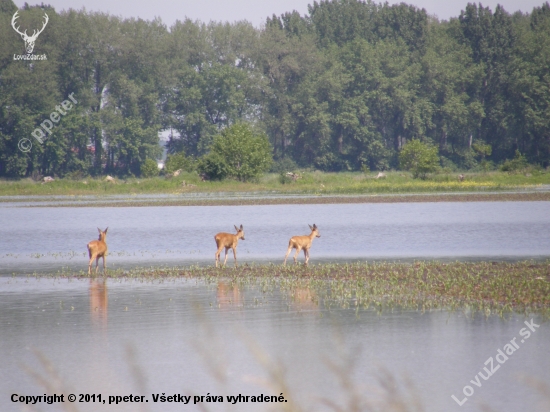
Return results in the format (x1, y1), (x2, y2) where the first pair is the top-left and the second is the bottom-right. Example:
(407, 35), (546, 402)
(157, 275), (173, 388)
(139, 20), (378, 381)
(43, 261), (550, 318)
(1, 170), (549, 197)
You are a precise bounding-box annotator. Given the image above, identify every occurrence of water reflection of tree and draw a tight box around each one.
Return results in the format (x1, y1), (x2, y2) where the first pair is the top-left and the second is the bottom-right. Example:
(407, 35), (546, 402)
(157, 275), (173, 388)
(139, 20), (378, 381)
(89, 278), (108, 327)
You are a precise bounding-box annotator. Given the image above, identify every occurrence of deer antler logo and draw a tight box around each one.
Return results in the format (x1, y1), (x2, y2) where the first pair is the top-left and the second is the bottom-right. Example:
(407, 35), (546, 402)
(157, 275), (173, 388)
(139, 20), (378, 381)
(11, 11), (49, 54)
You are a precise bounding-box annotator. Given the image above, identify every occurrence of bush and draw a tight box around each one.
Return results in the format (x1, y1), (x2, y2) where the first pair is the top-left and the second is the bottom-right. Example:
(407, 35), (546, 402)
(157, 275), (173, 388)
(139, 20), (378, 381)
(500, 150), (528, 172)
(279, 172), (293, 184)
(399, 140), (439, 179)
(164, 152), (195, 174)
(439, 156), (457, 172)
(197, 152), (229, 181)
(270, 157), (298, 173)
(140, 159), (159, 178)
(198, 123), (273, 181)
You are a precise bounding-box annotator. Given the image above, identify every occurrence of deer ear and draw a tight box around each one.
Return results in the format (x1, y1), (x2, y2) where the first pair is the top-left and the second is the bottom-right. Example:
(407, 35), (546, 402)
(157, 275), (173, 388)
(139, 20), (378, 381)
(104, 227), (108, 234)
(234, 225), (239, 231)
(313, 224), (317, 229)
(97, 227), (101, 233)
(309, 224), (313, 230)
(240, 224), (243, 230)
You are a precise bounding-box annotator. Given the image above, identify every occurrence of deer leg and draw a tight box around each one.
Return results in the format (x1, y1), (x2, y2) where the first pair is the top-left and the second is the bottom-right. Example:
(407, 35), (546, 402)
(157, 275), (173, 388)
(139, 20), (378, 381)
(304, 249), (309, 266)
(102, 255), (106, 274)
(294, 247), (302, 264)
(215, 247), (222, 268)
(95, 257), (100, 274)
(233, 246), (237, 267)
(88, 255), (94, 275)
(283, 246), (293, 265)
(223, 247), (229, 266)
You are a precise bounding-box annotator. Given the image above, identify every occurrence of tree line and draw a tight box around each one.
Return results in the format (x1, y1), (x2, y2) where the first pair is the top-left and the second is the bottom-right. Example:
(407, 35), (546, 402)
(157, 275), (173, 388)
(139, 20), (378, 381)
(0, 0), (549, 178)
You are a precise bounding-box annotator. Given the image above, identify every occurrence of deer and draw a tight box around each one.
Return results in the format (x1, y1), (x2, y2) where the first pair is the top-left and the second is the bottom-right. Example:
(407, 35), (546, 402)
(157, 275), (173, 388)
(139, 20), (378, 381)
(87, 227), (108, 275)
(215, 225), (245, 267)
(11, 11), (49, 54)
(284, 224), (320, 266)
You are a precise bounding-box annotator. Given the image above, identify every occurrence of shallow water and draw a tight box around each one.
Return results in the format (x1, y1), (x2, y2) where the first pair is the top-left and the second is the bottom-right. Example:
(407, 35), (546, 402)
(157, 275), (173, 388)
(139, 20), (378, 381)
(0, 201), (549, 274)
(0, 277), (548, 412)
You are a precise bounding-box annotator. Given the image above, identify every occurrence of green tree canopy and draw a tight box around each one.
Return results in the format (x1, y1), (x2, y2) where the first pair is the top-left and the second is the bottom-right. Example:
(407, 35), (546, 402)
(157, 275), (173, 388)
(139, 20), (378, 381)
(399, 139), (439, 179)
(1, 0), (550, 178)
(199, 123), (272, 181)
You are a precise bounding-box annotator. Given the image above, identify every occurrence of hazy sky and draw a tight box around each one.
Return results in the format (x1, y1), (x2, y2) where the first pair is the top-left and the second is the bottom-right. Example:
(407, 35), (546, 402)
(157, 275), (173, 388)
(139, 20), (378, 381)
(13, 0), (547, 27)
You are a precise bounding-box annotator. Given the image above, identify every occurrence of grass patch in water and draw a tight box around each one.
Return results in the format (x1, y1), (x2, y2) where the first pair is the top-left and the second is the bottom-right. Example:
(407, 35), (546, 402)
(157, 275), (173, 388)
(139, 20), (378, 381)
(39, 260), (550, 318)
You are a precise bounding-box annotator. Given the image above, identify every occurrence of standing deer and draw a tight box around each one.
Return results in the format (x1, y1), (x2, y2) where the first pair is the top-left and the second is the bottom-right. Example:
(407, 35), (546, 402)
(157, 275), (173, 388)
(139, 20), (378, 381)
(215, 225), (245, 267)
(87, 227), (108, 275)
(284, 224), (320, 266)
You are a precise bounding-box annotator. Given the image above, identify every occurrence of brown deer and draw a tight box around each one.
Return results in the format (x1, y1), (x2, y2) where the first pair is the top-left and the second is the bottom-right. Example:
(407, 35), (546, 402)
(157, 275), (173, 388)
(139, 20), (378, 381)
(215, 225), (245, 267)
(284, 224), (320, 266)
(87, 227), (108, 275)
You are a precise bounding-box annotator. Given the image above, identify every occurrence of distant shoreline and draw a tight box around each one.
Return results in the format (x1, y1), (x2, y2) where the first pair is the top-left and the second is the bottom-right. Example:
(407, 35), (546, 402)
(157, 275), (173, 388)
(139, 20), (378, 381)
(6, 191), (550, 207)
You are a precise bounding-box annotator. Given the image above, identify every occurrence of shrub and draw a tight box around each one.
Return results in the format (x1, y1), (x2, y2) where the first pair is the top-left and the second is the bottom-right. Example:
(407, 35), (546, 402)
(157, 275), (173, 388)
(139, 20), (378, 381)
(270, 157), (298, 173)
(140, 159), (159, 178)
(198, 123), (273, 181)
(279, 172), (293, 184)
(500, 150), (528, 172)
(197, 152), (229, 181)
(399, 140), (439, 179)
(164, 152), (195, 174)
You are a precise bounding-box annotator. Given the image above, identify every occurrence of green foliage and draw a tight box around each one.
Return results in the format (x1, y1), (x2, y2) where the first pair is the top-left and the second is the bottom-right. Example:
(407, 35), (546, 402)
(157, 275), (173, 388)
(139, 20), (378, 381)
(1, 169), (548, 197)
(439, 156), (457, 172)
(278, 172), (293, 184)
(198, 123), (273, 182)
(472, 143), (492, 158)
(500, 150), (529, 172)
(164, 152), (195, 174)
(399, 140), (439, 179)
(0, 2), (549, 179)
(197, 151), (229, 181)
(270, 157), (299, 173)
(140, 158), (159, 178)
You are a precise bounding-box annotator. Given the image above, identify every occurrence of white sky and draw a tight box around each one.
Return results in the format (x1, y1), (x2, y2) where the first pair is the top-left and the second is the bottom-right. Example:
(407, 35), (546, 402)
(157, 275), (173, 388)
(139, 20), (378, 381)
(13, 0), (547, 27)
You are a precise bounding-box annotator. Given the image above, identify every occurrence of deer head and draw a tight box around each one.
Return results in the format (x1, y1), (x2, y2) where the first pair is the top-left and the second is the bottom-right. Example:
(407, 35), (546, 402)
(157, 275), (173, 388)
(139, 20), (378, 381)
(97, 227), (108, 242)
(308, 224), (320, 238)
(12, 11), (49, 54)
(234, 224), (245, 240)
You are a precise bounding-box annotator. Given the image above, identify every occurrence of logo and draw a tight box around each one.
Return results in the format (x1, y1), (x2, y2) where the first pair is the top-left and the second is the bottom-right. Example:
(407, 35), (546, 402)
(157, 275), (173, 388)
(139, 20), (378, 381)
(12, 10), (48, 60)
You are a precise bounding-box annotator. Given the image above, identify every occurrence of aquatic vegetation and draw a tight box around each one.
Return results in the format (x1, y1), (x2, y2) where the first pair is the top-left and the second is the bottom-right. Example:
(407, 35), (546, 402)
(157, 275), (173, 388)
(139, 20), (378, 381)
(43, 261), (550, 318)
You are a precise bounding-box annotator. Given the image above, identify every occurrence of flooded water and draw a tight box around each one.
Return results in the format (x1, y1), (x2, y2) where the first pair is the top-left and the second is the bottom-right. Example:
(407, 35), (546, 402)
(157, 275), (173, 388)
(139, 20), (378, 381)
(1, 200), (549, 411)
(1, 201), (549, 274)
(0, 277), (548, 412)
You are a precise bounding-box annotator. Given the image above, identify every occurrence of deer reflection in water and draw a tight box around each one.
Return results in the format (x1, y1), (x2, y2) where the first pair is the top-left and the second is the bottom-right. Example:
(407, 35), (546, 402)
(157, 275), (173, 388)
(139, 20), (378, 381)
(89, 278), (108, 327)
(216, 281), (243, 309)
(289, 287), (319, 312)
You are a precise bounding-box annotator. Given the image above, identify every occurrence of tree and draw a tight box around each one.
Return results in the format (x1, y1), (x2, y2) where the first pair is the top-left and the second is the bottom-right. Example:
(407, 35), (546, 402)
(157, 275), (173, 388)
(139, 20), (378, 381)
(140, 158), (159, 177)
(399, 139), (439, 179)
(164, 152), (195, 174)
(198, 123), (272, 181)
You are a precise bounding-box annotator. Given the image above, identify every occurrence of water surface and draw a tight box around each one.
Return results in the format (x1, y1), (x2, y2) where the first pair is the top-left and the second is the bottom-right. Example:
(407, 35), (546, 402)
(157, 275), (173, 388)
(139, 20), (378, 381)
(1, 201), (549, 274)
(0, 277), (548, 412)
